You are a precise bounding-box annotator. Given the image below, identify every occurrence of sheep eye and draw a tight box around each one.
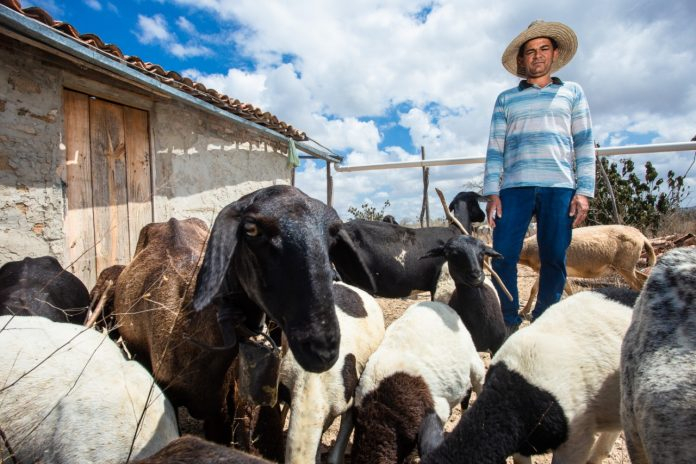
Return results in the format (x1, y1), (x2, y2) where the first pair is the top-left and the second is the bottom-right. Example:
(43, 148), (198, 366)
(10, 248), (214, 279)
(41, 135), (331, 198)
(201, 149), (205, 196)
(244, 222), (259, 237)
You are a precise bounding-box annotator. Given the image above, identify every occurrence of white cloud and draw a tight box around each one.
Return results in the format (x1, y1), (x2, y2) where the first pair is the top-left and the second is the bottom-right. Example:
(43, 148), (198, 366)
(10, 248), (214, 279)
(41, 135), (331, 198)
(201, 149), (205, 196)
(84, 0), (102, 11)
(162, 0), (696, 214)
(136, 14), (174, 44)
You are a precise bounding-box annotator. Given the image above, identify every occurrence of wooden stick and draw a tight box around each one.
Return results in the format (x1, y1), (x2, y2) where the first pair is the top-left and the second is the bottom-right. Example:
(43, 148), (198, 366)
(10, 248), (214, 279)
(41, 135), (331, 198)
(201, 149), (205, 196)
(84, 280), (113, 329)
(434, 188), (513, 301)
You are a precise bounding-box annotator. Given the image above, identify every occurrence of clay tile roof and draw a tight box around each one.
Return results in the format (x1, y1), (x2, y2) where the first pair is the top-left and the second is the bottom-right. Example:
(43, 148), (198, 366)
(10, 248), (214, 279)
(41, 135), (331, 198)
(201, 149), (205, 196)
(1, 0), (308, 141)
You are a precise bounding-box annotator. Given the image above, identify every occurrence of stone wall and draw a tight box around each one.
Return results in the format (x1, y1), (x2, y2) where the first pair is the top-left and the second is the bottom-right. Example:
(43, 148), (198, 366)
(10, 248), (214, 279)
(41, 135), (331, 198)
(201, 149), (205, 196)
(0, 38), (292, 273)
(0, 40), (65, 264)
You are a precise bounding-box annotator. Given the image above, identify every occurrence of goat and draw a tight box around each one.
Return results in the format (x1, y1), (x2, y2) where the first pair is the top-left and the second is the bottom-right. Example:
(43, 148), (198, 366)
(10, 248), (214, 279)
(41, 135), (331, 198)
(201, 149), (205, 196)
(0, 255), (90, 323)
(333, 191), (485, 299)
(132, 435), (272, 464)
(421, 235), (506, 354)
(382, 215), (398, 224)
(621, 246), (696, 463)
(280, 282), (385, 464)
(112, 217), (237, 444)
(0, 315), (179, 463)
(519, 224), (656, 315)
(192, 185), (375, 375)
(351, 301), (484, 464)
(422, 289), (636, 464)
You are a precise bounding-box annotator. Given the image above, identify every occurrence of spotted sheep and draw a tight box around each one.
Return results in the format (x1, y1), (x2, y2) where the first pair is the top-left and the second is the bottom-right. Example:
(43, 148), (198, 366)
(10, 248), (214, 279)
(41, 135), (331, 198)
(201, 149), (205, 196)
(621, 246), (696, 463)
(422, 288), (637, 464)
(280, 282), (385, 464)
(351, 300), (485, 464)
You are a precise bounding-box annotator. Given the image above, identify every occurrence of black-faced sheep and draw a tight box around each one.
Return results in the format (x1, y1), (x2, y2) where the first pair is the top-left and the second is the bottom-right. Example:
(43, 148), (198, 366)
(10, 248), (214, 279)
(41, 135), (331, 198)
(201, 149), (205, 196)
(0, 315), (179, 463)
(422, 289), (637, 464)
(112, 217), (237, 444)
(193, 185), (375, 375)
(132, 435), (273, 463)
(421, 235), (506, 354)
(351, 301), (485, 464)
(280, 282), (385, 464)
(519, 224), (656, 315)
(0, 256), (90, 323)
(332, 192), (485, 299)
(620, 246), (696, 463)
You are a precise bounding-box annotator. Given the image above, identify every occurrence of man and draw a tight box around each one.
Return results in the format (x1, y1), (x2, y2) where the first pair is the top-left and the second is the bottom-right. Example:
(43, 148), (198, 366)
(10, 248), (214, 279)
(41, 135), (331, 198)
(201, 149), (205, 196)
(483, 20), (595, 333)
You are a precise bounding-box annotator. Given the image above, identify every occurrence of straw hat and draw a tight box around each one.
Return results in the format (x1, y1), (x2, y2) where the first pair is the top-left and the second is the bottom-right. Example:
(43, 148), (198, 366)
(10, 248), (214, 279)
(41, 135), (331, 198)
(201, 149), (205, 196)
(502, 20), (578, 77)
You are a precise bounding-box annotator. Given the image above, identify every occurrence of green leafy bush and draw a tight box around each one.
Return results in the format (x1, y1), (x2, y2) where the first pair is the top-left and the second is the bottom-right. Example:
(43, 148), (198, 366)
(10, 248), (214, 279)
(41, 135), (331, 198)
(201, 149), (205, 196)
(589, 157), (691, 234)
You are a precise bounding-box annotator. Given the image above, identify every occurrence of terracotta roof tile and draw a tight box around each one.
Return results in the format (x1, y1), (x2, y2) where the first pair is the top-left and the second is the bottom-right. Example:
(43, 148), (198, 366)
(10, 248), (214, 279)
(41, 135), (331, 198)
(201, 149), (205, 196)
(1, 0), (308, 141)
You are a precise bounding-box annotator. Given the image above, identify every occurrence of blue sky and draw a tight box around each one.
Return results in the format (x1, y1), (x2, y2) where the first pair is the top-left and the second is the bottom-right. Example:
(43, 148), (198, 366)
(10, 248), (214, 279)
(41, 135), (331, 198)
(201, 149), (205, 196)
(30, 0), (696, 221)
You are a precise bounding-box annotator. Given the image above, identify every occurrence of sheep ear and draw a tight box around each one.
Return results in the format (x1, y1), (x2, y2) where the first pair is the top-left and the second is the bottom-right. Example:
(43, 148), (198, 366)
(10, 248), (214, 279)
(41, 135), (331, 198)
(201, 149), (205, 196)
(484, 246), (503, 260)
(330, 228), (377, 294)
(420, 246), (445, 260)
(193, 202), (244, 311)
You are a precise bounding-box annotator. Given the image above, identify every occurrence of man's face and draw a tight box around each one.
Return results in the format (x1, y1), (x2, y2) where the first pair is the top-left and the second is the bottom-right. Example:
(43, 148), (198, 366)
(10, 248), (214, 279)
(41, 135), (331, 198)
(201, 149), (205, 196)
(517, 37), (558, 78)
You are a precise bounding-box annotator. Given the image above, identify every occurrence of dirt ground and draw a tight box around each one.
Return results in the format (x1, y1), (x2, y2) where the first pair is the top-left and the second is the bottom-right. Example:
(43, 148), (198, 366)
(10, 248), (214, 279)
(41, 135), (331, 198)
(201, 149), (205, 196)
(181, 266), (633, 463)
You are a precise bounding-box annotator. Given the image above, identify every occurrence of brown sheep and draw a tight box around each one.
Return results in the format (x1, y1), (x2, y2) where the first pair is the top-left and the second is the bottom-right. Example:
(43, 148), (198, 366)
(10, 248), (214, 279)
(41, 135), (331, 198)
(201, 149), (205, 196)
(113, 217), (238, 444)
(519, 224), (656, 316)
(132, 435), (273, 464)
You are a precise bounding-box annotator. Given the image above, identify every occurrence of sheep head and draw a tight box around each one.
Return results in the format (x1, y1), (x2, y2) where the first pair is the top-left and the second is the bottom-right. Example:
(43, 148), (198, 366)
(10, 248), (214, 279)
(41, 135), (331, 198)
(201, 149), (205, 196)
(420, 235), (502, 287)
(193, 185), (374, 373)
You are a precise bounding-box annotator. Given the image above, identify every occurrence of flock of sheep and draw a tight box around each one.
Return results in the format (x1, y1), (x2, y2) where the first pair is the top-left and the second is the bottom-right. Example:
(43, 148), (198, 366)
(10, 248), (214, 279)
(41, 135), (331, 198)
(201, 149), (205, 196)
(0, 184), (694, 464)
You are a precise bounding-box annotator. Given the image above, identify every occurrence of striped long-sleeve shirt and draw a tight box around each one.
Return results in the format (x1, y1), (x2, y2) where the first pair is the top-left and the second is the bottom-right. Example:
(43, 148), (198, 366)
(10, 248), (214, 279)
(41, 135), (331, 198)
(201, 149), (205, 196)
(483, 78), (596, 198)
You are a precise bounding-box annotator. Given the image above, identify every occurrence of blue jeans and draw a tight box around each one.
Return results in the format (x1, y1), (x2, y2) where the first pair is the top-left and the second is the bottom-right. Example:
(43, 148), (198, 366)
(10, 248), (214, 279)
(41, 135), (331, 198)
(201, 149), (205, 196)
(491, 187), (574, 326)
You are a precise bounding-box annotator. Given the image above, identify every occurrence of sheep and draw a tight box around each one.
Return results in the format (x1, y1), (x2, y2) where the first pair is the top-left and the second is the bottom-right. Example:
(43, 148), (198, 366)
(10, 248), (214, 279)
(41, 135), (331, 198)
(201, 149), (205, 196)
(0, 255), (90, 323)
(112, 217), (238, 444)
(0, 315), (179, 464)
(132, 435), (274, 463)
(620, 246), (696, 463)
(280, 281), (385, 464)
(193, 185), (375, 374)
(351, 300), (485, 464)
(421, 288), (637, 464)
(333, 191), (485, 299)
(421, 235), (506, 354)
(519, 224), (656, 316)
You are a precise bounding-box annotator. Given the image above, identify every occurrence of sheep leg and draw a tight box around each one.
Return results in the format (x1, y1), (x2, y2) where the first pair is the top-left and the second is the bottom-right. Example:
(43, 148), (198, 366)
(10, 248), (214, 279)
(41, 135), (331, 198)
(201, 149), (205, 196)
(550, 432), (595, 464)
(618, 268), (648, 291)
(520, 277), (539, 317)
(326, 409), (354, 464)
(587, 431), (620, 464)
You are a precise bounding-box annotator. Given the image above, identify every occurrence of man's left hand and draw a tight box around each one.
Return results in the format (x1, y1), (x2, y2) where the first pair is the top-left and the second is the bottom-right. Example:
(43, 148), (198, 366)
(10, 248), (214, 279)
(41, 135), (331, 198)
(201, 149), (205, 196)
(569, 194), (590, 227)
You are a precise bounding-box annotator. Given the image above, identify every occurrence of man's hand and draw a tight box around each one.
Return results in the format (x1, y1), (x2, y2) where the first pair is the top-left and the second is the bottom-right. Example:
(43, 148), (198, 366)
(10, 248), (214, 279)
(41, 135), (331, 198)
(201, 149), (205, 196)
(569, 194), (590, 227)
(486, 194), (502, 228)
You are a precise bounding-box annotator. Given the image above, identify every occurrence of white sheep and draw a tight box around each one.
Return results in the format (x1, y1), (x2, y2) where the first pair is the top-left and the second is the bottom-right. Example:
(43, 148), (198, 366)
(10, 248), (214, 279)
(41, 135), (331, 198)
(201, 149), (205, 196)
(0, 315), (179, 464)
(519, 224), (656, 316)
(422, 288), (636, 464)
(280, 282), (385, 464)
(351, 300), (485, 464)
(620, 246), (696, 463)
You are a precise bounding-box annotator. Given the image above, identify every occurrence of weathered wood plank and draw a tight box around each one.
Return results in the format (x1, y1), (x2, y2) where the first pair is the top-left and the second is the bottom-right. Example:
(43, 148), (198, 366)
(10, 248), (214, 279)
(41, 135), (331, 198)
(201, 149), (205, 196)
(123, 106), (153, 255)
(90, 98), (130, 274)
(63, 89), (97, 287)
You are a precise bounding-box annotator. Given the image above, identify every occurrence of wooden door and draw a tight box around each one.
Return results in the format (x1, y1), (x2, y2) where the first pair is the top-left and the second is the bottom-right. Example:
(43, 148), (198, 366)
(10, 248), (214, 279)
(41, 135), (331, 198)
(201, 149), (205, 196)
(63, 90), (152, 287)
